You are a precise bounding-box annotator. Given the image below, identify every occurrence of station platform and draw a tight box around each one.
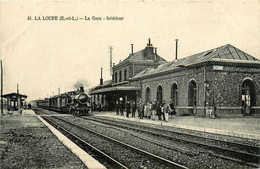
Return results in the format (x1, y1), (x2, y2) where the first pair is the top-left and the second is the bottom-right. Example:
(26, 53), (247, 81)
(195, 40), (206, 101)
(0, 109), (105, 169)
(93, 111), (260, 140)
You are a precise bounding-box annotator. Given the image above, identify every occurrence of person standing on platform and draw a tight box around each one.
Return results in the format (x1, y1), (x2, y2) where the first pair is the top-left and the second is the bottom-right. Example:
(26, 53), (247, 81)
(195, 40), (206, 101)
(115, 101), (119, 115)
(163, 101), (171, 122)
(161, 101), (165, 121)
(132, 101), (136, 118)
(151, 101), (156, 120)
(138, 100), (144, 119)
(169, 99), (175, 118)
(143, 102), (147, 118)
(141, 102), (144, 119)
(126, 100), (131, 118)
(156, 102), (161, 120)
(137, 100), (141, 118)
(147, 102), (152, 119)
(119, 99), (123, 116)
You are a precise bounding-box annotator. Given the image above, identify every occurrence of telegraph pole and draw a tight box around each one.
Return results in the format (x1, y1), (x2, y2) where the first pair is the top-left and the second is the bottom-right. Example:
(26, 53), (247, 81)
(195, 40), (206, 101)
(1, 60), (3, 114)
(109, 46), (113, 76)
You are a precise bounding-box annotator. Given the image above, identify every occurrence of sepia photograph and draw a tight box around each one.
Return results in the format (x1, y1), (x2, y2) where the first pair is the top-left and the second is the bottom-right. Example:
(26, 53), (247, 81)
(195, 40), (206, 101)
(0, 0), (259, 168)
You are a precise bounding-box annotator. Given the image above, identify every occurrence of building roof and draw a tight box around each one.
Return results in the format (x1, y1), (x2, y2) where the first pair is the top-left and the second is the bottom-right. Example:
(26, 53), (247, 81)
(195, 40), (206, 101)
(133, 44), (260, 79)
(113, 39), (167, 69)
(123, 48), (166, 62)
(90, 86), (141, 95)
(2, 93), (27, 101)
(88, 80), (113, 94)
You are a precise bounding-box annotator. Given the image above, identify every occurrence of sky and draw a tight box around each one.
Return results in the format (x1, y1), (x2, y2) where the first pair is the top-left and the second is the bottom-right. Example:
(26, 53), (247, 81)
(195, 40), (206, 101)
(1, 0), (260, 101)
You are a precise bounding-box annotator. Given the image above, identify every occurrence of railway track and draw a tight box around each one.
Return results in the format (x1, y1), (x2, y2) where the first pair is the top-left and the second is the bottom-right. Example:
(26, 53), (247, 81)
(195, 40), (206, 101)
(38, 112), (188, 169)
(34, 108), (259, 168)
(82, 116), (260, 167)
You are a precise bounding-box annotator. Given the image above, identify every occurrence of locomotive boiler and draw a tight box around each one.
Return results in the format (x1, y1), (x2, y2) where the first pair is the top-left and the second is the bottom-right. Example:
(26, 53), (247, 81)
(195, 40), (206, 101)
(69, 88), (91, 116)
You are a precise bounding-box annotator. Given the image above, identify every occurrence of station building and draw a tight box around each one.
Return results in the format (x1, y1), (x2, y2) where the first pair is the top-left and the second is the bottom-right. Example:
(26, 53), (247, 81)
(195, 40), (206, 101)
(89, 39), (166, 110)
(2, 93), (27, 110)
(89, 40), (260, 117)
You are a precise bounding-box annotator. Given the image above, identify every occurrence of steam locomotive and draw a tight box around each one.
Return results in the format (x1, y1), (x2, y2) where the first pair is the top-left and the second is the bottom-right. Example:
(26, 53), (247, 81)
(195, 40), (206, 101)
(36, 87), (91, 116)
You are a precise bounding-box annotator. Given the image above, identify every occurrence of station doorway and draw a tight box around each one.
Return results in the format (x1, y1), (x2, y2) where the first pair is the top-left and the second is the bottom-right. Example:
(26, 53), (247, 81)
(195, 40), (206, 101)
(241, 79), (255, 115)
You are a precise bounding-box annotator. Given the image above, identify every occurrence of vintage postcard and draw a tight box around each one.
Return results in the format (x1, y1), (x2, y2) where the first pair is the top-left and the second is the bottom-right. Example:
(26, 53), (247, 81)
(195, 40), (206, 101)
(1, 0), (259, 169)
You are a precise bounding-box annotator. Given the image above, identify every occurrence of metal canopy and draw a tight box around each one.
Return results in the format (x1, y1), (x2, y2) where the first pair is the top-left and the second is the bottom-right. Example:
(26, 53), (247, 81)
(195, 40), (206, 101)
(90, 86), (141, 95)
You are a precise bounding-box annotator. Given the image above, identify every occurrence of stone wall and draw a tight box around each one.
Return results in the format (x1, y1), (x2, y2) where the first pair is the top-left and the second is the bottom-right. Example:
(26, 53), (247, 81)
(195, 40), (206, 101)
(207, 65), (260, 116)
(140, 67), (205, 115)
(140, 64), (260, 117)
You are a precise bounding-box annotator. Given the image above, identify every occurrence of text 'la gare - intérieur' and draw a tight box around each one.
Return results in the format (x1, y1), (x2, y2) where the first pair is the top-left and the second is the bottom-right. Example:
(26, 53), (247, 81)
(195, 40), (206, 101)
(27, 16), (124, 21)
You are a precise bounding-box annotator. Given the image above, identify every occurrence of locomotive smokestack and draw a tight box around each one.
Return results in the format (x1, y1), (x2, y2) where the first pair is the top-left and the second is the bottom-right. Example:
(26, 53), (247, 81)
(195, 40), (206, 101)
(80, 86), (84, 92)
(131, 44), (134, 55)
(175, 39), (178, 60)
(100, 67), (103, 85)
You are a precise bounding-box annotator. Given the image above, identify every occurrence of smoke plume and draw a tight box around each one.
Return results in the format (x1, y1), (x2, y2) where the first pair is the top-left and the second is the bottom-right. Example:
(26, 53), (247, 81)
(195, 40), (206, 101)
(73, 79), (90, 89)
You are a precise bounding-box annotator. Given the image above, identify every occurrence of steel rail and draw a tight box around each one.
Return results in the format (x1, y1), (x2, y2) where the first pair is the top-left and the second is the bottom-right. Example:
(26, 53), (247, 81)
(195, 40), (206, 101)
(92, 116), (259, 150)
(83, 116), (260, 165)
(50, 115), (188, 169)
(42, 116), (128, 169)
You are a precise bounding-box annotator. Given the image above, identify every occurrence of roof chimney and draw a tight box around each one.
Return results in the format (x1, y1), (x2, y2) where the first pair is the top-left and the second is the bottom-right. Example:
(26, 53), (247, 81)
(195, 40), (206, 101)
(147, 38), (152, 46)
(100, 67), (103, 85)
(175, 39), (178, 60)
(131, 44), (134, 55)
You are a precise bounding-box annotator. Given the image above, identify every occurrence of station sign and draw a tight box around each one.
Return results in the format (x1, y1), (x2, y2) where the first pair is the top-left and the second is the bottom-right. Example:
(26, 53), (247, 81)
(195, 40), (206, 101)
(213, 65), (224, 70)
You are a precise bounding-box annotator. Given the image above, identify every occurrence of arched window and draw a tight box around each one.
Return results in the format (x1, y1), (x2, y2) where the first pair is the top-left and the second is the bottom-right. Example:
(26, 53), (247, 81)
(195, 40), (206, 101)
(145, 87), (151, 102)
(171, 83), (178, 105)
(188, 80), (197, 109)
(157, 85), (163, 104)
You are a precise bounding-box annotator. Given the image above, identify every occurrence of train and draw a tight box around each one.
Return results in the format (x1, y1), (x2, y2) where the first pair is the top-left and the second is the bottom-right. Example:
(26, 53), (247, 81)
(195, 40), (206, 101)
(36, 87), (91, 116)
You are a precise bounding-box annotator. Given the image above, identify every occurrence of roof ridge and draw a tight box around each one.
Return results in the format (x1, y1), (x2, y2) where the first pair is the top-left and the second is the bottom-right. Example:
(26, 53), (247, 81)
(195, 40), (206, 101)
(212, 44), (259, 61)
(210, 44), (229, 59)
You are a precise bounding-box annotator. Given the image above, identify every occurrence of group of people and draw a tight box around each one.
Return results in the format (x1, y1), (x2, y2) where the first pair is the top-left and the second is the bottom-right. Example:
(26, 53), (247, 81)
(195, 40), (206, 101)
(115, 99), (176, 122)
